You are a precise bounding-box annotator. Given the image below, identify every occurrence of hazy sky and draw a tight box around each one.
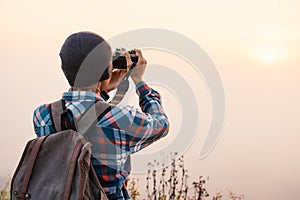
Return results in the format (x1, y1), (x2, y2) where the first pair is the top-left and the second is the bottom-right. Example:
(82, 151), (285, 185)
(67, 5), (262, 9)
(1, 0), (300, 199)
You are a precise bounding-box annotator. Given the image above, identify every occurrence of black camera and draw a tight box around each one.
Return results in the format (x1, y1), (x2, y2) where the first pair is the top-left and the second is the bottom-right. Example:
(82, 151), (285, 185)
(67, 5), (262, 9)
(112, 48), (138, 69)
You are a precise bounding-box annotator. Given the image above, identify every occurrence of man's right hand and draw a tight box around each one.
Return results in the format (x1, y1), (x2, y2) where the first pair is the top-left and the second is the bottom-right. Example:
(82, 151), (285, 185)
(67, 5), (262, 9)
(124, 49), (147, 85)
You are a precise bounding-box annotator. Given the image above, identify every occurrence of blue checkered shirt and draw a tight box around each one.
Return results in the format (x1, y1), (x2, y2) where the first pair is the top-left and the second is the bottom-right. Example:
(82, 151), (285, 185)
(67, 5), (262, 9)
(33, 81), (169, 199)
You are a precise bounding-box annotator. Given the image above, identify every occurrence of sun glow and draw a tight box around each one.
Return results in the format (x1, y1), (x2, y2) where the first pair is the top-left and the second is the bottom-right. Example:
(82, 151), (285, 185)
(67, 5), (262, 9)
(253, 45), (287, 64)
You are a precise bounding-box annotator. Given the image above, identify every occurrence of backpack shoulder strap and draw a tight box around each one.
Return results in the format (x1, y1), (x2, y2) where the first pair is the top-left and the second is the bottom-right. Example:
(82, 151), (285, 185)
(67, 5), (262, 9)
(76, 101), (112, 135)
(50, 99), (112, 135)
(49, 100), (65, 132)
(16, 136), (48, 199)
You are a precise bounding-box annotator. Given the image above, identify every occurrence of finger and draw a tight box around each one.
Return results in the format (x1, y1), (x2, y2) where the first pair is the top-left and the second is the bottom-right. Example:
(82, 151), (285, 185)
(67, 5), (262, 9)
(112, 70), (122, 78)
(123, 51), (130, 59)
(123, 51), (133, 70)
(132, 48), (143, 58)
(133, 49), (147, 66)
(113, 69), (121, 73)
(139, 57), (146, 65)
(123, 51), (131, 63)
(116, 71), (127, 79)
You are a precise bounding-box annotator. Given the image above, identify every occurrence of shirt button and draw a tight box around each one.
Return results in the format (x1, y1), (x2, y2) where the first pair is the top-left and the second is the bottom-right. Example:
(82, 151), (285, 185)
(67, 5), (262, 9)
(41, 121), (45, 126)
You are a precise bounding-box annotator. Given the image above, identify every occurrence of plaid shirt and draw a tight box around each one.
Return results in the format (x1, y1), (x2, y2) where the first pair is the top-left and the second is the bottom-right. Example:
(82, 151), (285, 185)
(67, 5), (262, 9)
(33, 81), (169, 199)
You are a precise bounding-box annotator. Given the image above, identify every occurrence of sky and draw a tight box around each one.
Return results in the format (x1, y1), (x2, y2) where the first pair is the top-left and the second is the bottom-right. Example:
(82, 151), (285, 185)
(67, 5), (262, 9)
(1, 0), (300, 199)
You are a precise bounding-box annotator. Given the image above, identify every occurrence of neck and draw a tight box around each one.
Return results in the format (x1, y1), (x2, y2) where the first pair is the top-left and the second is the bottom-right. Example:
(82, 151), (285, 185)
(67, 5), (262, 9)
(69, 82), (101, 95)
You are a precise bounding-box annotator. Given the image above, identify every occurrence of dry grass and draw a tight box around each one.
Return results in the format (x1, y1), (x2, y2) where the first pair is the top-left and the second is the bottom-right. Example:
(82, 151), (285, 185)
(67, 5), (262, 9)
(128, 153), (245, 200)
(0, 178), (10, 200)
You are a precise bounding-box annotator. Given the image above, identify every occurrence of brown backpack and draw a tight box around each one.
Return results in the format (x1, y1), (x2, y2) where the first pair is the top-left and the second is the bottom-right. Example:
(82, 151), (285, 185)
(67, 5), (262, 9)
(11, 100), (111, 200)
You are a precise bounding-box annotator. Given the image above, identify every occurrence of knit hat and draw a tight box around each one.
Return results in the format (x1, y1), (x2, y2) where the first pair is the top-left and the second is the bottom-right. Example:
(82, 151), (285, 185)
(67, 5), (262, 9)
(59, 31), (112, 87)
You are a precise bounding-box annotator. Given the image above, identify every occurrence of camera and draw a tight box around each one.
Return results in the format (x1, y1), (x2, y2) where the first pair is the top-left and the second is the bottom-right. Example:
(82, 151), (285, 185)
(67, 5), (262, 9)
(112, 48), (138, 69)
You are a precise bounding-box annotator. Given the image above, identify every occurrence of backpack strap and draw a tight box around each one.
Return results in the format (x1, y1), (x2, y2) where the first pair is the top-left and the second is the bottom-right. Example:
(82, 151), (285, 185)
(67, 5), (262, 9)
(50, 100), (112, 135)
(49, 100), (65, 132)
(16, 136), (48, 199)
(76, 101), (111, 134)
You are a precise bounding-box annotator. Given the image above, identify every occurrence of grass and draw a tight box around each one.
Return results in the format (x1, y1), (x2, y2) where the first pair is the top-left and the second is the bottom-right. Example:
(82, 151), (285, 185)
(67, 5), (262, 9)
(0, 178), (10, 200)
(128, 153), (245, 200)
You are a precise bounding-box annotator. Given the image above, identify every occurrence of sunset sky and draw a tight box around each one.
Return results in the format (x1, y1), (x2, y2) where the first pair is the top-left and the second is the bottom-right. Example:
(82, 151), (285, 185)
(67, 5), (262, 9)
(1, 0), (299, 199)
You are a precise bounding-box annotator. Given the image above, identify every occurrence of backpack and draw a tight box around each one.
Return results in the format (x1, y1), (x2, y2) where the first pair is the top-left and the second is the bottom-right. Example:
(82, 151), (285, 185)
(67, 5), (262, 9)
(11, 100), (112, 200)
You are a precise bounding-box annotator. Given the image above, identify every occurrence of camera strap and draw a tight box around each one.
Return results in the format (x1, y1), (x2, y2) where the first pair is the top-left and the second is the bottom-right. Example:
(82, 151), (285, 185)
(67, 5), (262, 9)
(110, 62), (136, 105)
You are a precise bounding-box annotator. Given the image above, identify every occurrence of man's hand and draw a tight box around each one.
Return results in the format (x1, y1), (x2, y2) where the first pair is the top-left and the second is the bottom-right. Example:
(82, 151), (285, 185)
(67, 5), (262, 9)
(128, 49), (147, 85)
(100, 48), (136, 92)
(101, 48), (147, 92)
(103, 68), (128, 92)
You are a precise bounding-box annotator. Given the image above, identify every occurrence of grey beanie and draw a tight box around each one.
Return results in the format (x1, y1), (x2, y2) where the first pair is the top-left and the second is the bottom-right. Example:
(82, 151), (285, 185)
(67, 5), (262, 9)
(59, 31), (112, 87)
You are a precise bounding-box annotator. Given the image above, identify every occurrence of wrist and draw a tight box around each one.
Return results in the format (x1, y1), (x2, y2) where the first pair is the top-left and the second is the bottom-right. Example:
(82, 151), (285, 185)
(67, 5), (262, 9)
(132, 77), (143, 85)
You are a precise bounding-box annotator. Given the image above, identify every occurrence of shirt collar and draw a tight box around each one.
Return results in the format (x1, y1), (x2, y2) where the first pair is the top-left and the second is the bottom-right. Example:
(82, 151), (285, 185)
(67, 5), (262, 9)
(62, 90), (104, 102)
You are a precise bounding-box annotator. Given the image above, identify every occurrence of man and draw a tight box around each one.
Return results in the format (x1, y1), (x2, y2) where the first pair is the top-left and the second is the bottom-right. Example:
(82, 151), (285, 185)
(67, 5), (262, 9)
(33, 31), (170, 199)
